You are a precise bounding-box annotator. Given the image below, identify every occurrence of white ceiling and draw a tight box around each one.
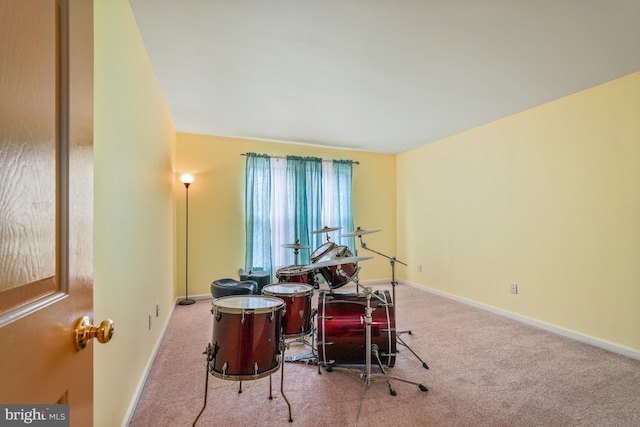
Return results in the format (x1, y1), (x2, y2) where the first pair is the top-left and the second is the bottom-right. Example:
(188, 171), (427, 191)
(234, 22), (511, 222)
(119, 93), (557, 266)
(129, 0), (640, 154)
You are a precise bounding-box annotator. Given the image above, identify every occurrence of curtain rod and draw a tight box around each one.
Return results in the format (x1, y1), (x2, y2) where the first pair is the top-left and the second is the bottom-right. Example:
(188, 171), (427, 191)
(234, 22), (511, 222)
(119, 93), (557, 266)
(241, 153), (359, 165)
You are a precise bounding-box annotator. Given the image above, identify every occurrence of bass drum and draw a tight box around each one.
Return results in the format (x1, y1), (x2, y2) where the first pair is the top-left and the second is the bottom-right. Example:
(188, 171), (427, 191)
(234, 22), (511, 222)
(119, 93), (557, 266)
(210, 295), (285, 381)
(317, 290), (396, 367)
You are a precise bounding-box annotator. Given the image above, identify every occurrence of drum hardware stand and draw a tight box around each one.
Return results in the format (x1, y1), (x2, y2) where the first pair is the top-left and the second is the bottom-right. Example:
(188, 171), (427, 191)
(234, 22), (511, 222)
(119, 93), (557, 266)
(293, 240), (301, 266)
(359, 237), (429, 369)
(284, 309), (318, 364)
(354, 287), (428, 427)
(193, 340), (293, 426)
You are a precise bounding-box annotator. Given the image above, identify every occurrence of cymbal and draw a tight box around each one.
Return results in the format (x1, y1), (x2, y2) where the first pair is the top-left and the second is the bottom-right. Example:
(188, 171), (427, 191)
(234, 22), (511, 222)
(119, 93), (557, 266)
(281, 242), (311, 249)
(340, 227), (381, 237)
(312, 226), (341, 234)
(311, 256), (373, 268)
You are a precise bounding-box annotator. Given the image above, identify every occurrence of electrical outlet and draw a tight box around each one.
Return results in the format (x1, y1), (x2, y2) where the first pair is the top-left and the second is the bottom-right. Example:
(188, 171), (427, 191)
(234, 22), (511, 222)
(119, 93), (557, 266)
(510, 283), (518, 294)
(148, 313), (153, 330)
(418, 264), (422, 273)
(156, 304), (160, 317)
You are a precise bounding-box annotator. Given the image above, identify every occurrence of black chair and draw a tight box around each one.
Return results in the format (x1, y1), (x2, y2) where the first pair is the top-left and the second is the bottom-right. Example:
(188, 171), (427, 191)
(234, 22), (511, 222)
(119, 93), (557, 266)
(210, 279), (258, 298)
(239, 270), (271, 294)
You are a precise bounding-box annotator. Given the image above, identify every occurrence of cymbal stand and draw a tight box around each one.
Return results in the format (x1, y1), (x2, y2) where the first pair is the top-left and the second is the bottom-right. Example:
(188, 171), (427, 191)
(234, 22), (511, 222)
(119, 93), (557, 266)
(354, 287), (428, 427)
(359, 237), (429, 369)
(293, 247), (300, 266)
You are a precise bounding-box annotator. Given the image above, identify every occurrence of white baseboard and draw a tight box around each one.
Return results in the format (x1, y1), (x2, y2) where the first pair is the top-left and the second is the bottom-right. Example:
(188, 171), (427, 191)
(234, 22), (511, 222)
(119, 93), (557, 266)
(120, 302), (177, 427)
(400, 280), (640, 362)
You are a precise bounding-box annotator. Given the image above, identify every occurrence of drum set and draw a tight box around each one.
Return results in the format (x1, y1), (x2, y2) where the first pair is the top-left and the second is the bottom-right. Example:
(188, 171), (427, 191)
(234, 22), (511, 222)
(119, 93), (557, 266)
(193, 226), (428, 426)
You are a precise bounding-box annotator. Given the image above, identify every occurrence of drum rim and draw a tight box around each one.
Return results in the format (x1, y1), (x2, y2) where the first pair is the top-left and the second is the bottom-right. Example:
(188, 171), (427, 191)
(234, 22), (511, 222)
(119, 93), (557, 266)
(263, 283), (313, 296)
(276, 265), (312, 274)
(212, 295), (285, 313)
(210, 364), (280, 381)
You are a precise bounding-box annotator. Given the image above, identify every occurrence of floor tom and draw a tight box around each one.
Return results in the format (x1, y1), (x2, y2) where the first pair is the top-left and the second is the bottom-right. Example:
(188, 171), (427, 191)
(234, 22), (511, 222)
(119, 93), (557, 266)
(210, 295), (285, 380)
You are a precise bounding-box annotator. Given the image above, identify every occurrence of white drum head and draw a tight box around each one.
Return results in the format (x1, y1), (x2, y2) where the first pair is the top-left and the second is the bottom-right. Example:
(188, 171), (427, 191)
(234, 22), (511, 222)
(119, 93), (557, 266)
(263, 283), (313, 297)
(213, 295), (284, 314)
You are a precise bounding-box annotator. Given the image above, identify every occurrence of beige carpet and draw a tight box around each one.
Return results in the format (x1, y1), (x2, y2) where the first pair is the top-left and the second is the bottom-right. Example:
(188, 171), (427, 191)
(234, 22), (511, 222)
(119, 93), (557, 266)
(129, 283), (640, 426)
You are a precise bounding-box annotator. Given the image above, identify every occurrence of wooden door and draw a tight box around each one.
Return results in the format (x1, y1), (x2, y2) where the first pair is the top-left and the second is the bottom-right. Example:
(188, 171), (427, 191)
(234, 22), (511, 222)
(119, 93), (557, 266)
(0, 1), (99, 426)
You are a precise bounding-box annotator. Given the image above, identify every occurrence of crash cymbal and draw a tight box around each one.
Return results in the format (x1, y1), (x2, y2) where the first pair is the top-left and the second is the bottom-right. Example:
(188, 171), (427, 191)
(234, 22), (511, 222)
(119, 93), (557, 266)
(311, 256), (373, 268)
(311, 226), (342, 234)
(340, 227), (382, 237)
(281, 242), (311, 249)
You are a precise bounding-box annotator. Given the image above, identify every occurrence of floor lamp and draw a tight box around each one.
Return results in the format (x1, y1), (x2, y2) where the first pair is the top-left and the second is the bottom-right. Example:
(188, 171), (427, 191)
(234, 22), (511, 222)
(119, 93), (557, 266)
(179, 173), (196, 305)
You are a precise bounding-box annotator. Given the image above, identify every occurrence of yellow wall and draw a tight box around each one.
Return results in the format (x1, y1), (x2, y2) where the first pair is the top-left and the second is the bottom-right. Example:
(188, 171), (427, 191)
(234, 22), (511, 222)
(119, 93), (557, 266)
(176, 134), (397, 297)
(94, 1), (177, 426)
(397, 72), (640, 352)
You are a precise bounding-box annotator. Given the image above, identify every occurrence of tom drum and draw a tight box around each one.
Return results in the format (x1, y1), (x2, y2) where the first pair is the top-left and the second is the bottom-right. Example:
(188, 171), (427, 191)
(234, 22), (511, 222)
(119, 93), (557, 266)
(276, 265), (317, 288)
(315, 245), (358, 288)
(310, 241), (337, 263)
(263, 283), (314, 337)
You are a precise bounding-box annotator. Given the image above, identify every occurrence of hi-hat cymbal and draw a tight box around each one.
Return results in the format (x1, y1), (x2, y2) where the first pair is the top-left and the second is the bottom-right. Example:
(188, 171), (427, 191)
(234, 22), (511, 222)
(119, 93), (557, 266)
(340, 227), (382, 237)
(281, 242), (311, 249)
(312, 226), (341, 234)
(311, 256), (373, 268)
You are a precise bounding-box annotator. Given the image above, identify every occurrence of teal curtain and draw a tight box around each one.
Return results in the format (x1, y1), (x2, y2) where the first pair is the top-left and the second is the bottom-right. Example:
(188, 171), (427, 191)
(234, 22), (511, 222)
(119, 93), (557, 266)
(244, 153), (272, 274)
(245, 154), (354, 275)
(333, 160), (355, 254)
(286, 156), (322, 265)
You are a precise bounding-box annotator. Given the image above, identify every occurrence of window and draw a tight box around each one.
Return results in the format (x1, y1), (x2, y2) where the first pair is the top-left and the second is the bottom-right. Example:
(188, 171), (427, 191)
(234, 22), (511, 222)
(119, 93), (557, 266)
(244, 153), (355, 279)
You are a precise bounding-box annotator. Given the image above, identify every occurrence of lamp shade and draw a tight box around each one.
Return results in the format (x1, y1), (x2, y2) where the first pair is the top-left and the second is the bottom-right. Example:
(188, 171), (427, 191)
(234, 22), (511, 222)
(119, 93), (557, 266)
(180, 173), (196, 184)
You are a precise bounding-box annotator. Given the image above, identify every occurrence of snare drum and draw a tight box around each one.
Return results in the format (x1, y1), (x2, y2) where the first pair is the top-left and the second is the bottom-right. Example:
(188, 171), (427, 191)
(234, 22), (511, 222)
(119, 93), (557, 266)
(316, 245), (358, 288)
(210, 295), (285, 380)
(263, 283), (314, 337)
(317, 290), (396, 367)
(276, 265), (316, 288)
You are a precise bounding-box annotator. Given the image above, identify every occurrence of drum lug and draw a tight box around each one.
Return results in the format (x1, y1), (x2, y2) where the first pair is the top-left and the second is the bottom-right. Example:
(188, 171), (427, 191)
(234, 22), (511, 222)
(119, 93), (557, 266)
(222, 361), (228, 379)
(241, 310), (245, 325)
(206, 343), (217, 375)
(253, 362), (259, 379)
(211, 342), (219, 358)
(278, 338), (289, 353)
(215, 313), (222, 322)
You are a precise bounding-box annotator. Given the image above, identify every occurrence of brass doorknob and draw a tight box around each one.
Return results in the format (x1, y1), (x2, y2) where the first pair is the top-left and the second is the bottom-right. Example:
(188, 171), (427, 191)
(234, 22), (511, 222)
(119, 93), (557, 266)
(73, 316), (114, 351)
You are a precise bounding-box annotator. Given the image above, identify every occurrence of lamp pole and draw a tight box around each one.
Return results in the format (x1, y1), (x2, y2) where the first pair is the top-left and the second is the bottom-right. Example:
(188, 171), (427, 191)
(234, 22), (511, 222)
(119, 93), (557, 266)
(179, 173), (196, 305)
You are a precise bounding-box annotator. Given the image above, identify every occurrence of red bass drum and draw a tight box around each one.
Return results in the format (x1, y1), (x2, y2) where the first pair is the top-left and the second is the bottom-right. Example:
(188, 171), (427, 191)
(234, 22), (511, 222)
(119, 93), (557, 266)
(317, 290), (396, 367)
